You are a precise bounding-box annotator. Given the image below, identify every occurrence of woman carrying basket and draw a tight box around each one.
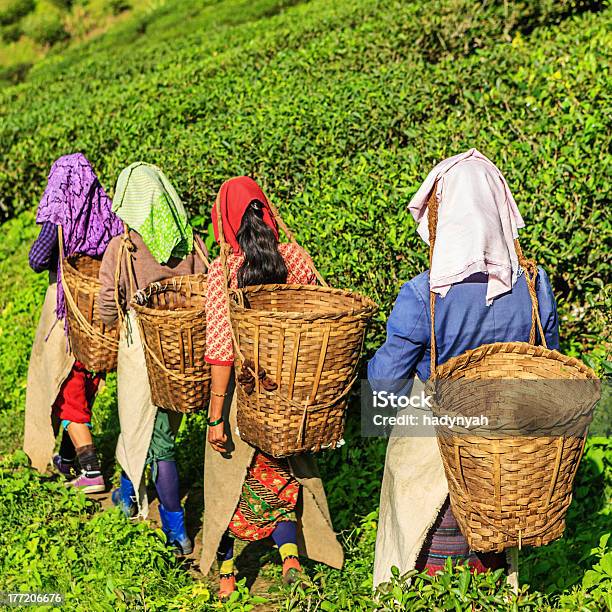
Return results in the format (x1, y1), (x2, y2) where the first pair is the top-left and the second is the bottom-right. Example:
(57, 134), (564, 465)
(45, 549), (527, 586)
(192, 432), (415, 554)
(98, 162), (206, 554)
(201, 177), (343, 600)
(24, 153), (123, 492)
(368, 149), (560, 586)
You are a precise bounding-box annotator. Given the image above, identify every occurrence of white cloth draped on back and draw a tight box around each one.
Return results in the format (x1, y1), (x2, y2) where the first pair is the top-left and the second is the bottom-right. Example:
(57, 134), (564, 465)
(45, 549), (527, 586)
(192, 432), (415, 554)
(373, 378), (448, 587)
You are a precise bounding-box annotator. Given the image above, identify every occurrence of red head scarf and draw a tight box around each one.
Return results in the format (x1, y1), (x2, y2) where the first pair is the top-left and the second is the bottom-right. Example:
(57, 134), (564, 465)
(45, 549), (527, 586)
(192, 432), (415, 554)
(212, 176), (279, 254)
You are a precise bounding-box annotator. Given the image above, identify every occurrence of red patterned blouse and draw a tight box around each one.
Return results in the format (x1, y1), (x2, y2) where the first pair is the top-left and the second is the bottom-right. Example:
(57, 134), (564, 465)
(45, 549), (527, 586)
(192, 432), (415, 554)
(205, 243), (317, 365)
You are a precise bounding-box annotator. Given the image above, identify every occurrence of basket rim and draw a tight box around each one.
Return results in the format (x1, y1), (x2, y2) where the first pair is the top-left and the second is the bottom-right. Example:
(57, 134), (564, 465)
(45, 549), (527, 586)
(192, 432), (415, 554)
(64, 254), (103, 285)
(131, 273), (208, 318)
(229, 283), (378, 320)
(435, 341), (598, 380)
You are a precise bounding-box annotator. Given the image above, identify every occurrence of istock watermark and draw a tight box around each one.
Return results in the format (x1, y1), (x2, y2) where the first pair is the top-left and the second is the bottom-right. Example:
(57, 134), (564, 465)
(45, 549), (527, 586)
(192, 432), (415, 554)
(371, 412), (489, 429)
(361, 378), (608, 439)
(372, 389), (433, 409)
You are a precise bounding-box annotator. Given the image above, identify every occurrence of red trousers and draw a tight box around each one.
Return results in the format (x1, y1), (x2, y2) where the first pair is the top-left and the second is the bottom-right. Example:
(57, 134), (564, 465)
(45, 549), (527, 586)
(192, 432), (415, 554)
(52, 361), (101, 425)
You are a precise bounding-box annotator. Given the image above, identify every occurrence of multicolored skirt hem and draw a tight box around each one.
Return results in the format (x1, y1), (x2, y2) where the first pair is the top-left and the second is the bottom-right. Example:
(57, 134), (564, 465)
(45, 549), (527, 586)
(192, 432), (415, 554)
(415, 498), (507, 576)
(229, 451), (299, 541)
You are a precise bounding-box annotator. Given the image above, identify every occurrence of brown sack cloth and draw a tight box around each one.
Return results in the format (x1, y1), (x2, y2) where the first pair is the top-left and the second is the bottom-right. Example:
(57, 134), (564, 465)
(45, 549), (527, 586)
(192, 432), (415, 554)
(23, 281), (75, 471)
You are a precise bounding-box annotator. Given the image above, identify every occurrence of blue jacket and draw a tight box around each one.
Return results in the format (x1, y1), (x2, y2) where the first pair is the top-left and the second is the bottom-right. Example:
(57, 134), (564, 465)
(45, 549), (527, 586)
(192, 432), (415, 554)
(368, 269), (559, 392)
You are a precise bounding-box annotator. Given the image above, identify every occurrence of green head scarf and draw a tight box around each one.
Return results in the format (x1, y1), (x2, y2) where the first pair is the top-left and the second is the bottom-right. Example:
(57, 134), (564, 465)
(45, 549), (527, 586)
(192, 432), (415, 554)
(113, 162), (193, 263)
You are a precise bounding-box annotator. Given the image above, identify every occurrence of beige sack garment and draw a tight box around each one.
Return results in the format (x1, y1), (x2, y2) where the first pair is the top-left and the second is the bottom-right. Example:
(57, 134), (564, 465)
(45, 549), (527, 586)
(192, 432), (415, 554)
(23, 281), (75, 471)
(115, 311), (182, 517)
(373, 378), (448, 588)
(200, 390), (344, 574)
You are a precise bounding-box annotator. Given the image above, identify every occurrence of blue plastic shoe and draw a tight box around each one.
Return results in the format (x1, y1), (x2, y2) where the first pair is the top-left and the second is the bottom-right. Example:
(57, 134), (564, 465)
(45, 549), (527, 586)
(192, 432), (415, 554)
(158, 505), (193, 555)
(111, 472), (137, 518)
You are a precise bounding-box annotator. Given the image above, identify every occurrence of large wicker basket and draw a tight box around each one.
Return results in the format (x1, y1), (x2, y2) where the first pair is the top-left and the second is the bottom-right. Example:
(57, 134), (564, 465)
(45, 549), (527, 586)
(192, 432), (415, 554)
(217, 200), (377, 457)
(132, 268), (210, 414)
(229, 284), (377, 457)
(425, 188), (600, 552)
(59, 228), (119, 372)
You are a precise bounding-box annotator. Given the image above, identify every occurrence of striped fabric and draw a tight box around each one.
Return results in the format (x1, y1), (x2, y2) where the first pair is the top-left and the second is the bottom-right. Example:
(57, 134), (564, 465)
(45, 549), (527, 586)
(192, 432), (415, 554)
(415, 499), (506, 575)
(228, 452), (299, 541)
(112, 162), (193, 263)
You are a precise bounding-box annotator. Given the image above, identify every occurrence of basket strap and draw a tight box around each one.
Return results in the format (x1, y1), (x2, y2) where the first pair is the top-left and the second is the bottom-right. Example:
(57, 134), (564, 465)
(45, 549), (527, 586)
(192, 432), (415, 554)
(193, 236), (211, 269)
(57, 226), (119, 349)
(265, 198), (328, 287)
(114, 225), (137, 328)
(427, 186), (438, 380)
(215, 197), (248, 366)
(427, 183), (547, 379)
(513, 239), (547, 348)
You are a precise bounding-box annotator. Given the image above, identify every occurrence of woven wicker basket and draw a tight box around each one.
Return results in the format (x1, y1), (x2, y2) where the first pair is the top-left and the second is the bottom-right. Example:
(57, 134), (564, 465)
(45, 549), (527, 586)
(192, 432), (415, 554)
(425, 188), (600, 552)
(59, 228), (119, 372)
(131, 254), (210, 414)
(229, 284), (377, 457)
(217, 201), (377, 457)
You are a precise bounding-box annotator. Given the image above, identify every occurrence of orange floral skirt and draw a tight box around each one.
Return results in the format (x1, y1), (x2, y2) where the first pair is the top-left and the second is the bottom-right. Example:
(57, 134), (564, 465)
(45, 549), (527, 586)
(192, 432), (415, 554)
(228, 452), (299, 541)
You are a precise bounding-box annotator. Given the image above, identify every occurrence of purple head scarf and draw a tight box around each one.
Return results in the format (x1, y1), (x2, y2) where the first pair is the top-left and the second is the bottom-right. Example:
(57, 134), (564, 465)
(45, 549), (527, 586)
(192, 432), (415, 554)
(36, 153), (124, 323)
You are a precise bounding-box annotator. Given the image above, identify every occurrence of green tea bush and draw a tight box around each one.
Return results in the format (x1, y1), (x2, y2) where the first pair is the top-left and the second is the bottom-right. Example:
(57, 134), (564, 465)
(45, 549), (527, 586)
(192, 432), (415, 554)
(0, 212), (47, 415)
(0, 451), (198, 611)
(0, 21), (21, 41)
(0, 1), (609, 609)
(48, 0), (72, 10)
(21, 2), (69, 45)
(0, 438), (609, 611)
(0, 0), (34, 25)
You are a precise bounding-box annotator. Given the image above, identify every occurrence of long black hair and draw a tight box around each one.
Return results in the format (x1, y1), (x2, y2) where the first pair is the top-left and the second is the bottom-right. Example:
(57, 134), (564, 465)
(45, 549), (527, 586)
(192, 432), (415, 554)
(236, 199), (288, 288)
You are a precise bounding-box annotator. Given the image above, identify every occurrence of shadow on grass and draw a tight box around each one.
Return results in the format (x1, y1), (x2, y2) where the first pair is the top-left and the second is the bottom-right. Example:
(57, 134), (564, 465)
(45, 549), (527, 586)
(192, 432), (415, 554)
(235, 539), (279, 590)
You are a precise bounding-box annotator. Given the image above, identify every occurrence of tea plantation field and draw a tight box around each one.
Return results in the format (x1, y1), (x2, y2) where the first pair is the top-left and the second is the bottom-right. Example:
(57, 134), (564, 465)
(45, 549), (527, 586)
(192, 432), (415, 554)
(0, 0), (610, 609)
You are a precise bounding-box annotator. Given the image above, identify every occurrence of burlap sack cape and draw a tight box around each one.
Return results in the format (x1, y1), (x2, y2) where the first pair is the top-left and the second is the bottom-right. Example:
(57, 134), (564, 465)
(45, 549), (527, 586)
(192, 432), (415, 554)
(115, 311), (181, 517)
(23, 281), (75, 471)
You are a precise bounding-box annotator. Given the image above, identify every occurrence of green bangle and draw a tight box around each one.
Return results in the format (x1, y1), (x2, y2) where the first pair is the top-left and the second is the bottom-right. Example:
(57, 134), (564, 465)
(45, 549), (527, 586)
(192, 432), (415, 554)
(207, 417), (223, 427)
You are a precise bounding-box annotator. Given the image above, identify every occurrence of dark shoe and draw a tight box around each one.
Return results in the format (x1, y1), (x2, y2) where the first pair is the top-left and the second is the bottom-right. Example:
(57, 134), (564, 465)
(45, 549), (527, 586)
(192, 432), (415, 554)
(111, 473), (137, 517)
(53, 455), (78, 479)
(158, 505), (193, 555)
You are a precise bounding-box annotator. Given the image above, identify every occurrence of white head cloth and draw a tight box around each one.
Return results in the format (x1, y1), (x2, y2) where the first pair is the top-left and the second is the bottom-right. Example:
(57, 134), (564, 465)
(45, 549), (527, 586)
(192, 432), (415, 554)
(408, 148), (525, 305)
